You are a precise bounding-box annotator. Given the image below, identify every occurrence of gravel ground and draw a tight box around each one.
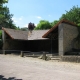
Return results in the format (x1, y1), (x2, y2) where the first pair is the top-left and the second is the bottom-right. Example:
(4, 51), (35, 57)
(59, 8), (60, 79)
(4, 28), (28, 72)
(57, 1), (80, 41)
(0, 54), (80, 80)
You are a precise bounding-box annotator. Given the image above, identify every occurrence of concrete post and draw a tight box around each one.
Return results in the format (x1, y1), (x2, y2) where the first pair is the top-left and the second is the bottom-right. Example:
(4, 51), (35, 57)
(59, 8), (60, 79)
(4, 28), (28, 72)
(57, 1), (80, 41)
(2, 30), (6, 51)
(42, 52), (46, 60)
(58, 23), (64, 56)
(20, 51), (24, 57)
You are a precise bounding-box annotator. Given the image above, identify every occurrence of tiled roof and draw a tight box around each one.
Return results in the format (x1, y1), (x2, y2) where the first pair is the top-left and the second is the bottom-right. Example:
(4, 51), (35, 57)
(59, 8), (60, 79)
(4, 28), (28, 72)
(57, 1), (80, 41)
(2, 27), (28, 40)
(42, 19), (77, 38)
(2, 27), (49, 40)
(28, 30), (49, 40)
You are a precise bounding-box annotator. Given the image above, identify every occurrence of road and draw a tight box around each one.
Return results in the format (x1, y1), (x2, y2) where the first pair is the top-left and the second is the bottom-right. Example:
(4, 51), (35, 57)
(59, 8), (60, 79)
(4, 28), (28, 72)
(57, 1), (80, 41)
(0, 54), (80, 80)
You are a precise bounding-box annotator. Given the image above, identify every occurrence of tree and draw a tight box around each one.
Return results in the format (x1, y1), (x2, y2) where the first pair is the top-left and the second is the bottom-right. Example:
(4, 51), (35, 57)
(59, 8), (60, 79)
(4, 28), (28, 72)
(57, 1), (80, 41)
(21, 27), (28, 31)
(0, 6), (17, 29)
(0, 0), (8, 21)
(60, 6), (80, 49)
(0, 0), (17, 49)
(50, 20), (59, 27)
(60, 6), (80, 25)
(28, 22), (35, 30)
(35, 20), (51, 30)
(0, 0), (8, 11)
(0, 0), (17, 29)
(0, 0), (8, 4)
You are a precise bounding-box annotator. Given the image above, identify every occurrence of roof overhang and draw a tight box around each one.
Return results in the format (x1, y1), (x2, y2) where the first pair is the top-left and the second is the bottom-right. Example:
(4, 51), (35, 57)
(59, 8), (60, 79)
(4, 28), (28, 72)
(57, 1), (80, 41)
(42, 19), (77, 38)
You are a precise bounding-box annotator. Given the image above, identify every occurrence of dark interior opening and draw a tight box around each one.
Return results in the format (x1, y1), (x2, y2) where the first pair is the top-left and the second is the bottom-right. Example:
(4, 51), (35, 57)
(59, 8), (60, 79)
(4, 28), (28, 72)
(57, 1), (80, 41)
(45, 27), (58, 55)
(2, 27), (58, 55)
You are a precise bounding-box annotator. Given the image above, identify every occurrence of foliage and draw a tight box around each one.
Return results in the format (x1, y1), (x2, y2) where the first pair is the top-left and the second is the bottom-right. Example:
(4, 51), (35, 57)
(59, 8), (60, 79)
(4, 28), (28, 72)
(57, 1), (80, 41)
(50, 20), (59, 27)
(59, 6), (80, 48)
(0, 0), (17, 29)
(0, 0), (8, 22)
(0, 0), (17, 49)
(35, 20), (51, 30)
(60, 6), (80, 26)
(0, 6), (17, 29)
(0, 0), (8, 11)
(28, 22), (35, 30)
(21, 27), (28, 31)
(0, 0), (8, 4)
(16, 26), (20, 30)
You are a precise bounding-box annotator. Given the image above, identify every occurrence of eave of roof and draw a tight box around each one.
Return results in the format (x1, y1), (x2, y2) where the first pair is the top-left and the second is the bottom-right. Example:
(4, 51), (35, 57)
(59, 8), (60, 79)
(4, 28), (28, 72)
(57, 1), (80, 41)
(42, 19), (77, 38)
(2, 27), (49, 41)
(2, 27), (14, 39)
(2, 27), (28, 40)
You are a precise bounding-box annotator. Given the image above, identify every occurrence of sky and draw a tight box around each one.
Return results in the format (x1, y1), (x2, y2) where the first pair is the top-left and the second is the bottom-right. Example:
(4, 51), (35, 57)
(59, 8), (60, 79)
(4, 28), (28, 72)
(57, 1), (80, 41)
(5, 0), (80, 28)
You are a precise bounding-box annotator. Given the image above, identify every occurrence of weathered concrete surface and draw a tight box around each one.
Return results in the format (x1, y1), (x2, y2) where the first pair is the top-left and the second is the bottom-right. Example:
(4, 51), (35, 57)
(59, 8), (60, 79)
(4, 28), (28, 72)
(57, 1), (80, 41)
(0, 54), (80, 80)
(58, 23), (78, 56)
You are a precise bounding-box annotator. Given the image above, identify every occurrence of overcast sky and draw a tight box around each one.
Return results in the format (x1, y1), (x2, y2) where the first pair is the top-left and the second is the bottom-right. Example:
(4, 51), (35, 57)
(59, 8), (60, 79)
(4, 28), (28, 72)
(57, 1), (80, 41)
(6, 0), (80, 28)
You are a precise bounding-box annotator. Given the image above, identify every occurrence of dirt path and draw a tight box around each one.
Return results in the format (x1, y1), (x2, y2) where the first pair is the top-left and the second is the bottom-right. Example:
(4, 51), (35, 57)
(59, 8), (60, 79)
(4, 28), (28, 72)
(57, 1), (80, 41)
(0, 54), (80, 80)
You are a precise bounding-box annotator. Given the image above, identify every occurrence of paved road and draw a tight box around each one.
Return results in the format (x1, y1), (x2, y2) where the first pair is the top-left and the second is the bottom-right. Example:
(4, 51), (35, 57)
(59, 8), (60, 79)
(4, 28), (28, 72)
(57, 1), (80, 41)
(0, 54), (80, 80)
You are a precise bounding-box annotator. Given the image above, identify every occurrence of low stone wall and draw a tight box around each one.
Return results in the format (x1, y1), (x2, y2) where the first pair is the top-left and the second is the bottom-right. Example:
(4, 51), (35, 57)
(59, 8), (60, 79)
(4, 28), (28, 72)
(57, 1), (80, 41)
(61, 56), (80, 62)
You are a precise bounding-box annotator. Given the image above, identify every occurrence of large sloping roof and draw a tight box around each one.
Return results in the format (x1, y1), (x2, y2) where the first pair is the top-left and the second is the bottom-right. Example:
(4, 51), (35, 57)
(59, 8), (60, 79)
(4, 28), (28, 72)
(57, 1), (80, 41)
(42, 19), (77, 38)
(2, 27), (49, 40)
(2, 27), (28, 40)
(28, 30), (49, 40)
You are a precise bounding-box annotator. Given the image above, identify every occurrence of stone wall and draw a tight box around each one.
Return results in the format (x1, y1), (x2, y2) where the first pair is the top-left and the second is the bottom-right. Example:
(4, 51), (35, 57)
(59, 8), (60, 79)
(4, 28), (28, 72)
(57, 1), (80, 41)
(61, 56), (80, 63)
(58, 23), (78, 56)
(63, 23), (78, 54)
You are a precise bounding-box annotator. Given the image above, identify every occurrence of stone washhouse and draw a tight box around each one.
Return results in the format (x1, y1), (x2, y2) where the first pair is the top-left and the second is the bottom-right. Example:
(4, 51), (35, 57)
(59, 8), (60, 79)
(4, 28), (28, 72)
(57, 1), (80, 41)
(1, 19), (79, 56)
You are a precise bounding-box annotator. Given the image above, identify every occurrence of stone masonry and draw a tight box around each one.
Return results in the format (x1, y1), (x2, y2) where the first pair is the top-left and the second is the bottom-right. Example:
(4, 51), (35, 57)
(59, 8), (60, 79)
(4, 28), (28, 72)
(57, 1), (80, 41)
(58, 23), (78, 56)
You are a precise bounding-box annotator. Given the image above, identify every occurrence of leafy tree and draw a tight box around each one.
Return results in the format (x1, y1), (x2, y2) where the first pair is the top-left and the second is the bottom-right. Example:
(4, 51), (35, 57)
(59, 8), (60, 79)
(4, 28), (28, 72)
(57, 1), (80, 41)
(28, 22), (35, 30)
(50, 20), (59, 27)
(35, 20), (51, 30)
(16, 26), (20, 30)
(21, 27), (28, 31)
(60, 6), (80, 25)
(60, 6), (80, 49)
(0, 0), (17, 29)
(0, 0), (17, 49)
(0, 6), (17, 29)
(0, 0), (8, 11)
(0, 0), (8, 4)
(0, 0), (8, 22)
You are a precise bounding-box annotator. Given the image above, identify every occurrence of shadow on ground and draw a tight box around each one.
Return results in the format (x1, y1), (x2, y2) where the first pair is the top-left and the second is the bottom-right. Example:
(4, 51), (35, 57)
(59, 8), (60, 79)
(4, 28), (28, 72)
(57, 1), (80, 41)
(0, 75), (22, 80)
